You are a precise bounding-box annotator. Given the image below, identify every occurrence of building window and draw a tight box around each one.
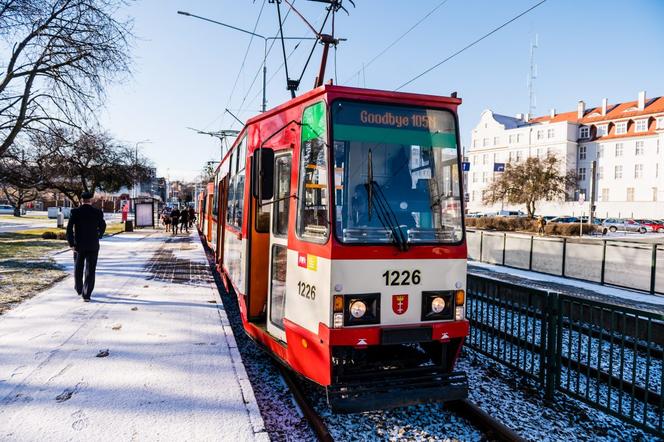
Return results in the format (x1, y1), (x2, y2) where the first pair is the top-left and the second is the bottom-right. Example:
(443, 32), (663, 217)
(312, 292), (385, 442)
(537, 148), (543, 158)
(598, 166), (604, 179)
(537, 130), (544, 140)
(579, 126), (590, 138)
(516, 150), (523, 161)
(472, 172), (477, 183)
(614, 165), (623, 179)
(615, 121), (627, 135)
(657, 117), (664, 129)
(579, 188), (587, 199)
(509, 134), (515, 143)
(516, 134), (521, 143)
(493, 153), (500, 163)
(635, 140), (644, 155)
(597, 124), (608, 136)
(483, 154), (488, 165)
(547, 128), (555, 138)
(635, 164), (644, 178)
(653, 187), (658, 202)
(657, 163), (660, 178)
(635, 119), (648, 132)
(597, 145), (604, 158)
(493, 136), (499, 145)
(482, 172), (488, 183)
(579, 145), (587, 160)
(615, 143), (623, 157)
(483, 138), (489, 147)
(601, 188), (609, 202)
(578, 167), (586, 181)
(472, 191), (476, 201)
(472, 139), (477, 148)
(626, 187), (635, 202)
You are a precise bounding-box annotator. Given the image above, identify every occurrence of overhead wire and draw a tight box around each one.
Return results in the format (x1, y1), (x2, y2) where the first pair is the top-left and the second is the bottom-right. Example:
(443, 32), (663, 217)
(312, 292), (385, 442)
(218, 0), (267, 129)
(342, 0), (451, 85)
(395, 0), (547, 91)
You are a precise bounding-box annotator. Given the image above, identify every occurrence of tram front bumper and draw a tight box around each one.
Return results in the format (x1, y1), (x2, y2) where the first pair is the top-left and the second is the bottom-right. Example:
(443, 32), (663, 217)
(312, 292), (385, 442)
(326, 366), (468, 413)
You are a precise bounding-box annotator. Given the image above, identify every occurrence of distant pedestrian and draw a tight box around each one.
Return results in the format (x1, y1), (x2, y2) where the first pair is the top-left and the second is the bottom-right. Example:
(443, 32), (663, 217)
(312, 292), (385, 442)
(170, 207), (180, 235)
(121, 202), (129, 223)
(179, 209), (189, 234)
(188, 206), (196, 228)
(162, 208), (171, 232)
(66, 191), (106, 302)
(537, 216), (547, 235)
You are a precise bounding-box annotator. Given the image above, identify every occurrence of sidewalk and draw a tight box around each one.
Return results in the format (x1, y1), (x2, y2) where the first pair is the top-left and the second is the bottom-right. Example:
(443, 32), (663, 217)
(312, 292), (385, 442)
(0, 230), (267, 441)
(469, 261), (664, 314)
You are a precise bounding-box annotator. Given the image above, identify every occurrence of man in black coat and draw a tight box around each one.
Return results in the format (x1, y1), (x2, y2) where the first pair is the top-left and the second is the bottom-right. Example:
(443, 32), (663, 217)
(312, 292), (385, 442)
(66, 192), (107, 301)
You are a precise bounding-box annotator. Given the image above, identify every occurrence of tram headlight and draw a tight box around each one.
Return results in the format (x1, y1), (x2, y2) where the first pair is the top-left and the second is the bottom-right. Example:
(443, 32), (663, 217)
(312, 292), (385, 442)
(349, 300), (367, 319)
(431, 297), (446, 314)
(421, 291), (454, 321)
(342, 293), (380, 326)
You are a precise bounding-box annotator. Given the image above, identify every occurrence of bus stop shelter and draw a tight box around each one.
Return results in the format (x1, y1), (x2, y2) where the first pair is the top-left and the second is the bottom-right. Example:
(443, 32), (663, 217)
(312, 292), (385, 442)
(131, 197), (159, 228)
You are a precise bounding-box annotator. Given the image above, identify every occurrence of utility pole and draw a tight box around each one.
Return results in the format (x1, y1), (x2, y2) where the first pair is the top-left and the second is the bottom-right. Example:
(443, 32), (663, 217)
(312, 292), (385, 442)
(590, 160), (597, 225)
(528, 34), (538, 117)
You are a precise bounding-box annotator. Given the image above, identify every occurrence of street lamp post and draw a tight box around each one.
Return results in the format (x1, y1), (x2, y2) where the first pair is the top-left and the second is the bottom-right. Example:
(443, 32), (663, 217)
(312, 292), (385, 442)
(177, 10), (315, 112)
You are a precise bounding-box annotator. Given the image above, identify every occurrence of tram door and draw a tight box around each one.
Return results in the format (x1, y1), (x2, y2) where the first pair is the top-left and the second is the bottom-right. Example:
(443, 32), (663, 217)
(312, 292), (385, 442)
(266, 153), (292, 342)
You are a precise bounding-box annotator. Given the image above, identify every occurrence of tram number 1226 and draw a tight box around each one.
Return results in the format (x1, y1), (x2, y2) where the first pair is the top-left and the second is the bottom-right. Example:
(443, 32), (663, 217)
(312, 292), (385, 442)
(297, 281), (316, 300)
(382, 270), (421, 286)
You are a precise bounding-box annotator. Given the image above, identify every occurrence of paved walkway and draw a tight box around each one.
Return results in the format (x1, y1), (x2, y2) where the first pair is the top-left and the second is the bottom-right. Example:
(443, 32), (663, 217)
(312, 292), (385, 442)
(0, 230), (267, 441)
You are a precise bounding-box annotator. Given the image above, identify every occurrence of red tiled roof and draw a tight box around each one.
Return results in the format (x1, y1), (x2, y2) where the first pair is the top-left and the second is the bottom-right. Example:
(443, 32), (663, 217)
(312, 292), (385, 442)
(529, 96), (664, 124)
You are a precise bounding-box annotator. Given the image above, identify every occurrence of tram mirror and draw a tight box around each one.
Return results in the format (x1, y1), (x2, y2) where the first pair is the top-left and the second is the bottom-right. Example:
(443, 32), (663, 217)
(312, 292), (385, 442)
(252, 148), (275, 200)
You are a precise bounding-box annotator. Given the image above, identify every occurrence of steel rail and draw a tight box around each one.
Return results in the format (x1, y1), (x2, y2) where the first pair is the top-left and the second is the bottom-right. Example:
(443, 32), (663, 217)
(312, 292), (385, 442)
(447, 399), (527, 442)
(277, 365), (333, 442)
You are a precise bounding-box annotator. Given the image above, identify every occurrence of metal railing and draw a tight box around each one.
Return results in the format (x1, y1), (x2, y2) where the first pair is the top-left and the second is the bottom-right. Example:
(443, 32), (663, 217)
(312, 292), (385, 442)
(466, 229), (663, 295)
(465, 274), (664, 436)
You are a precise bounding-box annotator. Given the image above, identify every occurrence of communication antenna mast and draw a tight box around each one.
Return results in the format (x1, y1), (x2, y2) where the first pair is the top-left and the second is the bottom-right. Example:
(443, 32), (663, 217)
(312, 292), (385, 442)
(528, 34), (538, 116)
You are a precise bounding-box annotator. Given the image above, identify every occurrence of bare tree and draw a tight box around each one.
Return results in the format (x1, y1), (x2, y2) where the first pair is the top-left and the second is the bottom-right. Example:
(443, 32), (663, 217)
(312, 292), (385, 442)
(32, 127), (153, 205)
(0, 145), (41, 215)
(482, 155), (577, 218)
(0, 0), (132, 157)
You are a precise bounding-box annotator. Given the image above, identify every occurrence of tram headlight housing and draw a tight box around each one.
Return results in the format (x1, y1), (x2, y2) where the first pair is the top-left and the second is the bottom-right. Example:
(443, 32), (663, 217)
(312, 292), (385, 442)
(421, 291), (454, 321)
(342, 293), (380, 326)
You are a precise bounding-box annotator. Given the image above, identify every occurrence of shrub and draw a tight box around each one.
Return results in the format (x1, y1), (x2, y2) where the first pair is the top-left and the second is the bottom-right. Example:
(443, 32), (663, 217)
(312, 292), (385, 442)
(467, 216), (537, 232)
(41, 231), (57, 239)
(545, 222), (600, 236)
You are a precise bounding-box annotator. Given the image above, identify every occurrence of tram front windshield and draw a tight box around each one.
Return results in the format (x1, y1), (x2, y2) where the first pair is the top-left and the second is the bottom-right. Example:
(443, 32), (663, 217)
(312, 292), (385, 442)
(332, 100), (463, 245)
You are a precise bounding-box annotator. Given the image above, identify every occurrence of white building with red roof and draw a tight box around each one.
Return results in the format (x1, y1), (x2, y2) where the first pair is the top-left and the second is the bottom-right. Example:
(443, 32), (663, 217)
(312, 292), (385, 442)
(467, 91), (664, 219)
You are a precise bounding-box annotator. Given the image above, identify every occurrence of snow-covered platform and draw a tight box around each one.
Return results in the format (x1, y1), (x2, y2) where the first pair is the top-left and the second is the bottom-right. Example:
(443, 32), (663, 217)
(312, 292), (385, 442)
(469, 261), (664, 314)
(0, 230), (267, 441)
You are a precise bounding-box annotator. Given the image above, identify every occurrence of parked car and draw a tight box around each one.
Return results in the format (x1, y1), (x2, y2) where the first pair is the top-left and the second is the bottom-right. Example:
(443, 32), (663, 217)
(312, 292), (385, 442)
(0, 204), (14, 214)
(549, 216), (581, 224)
(634, 219), (664, 233)
(542, 215), (558, 222)
(602, 218), (652, 234)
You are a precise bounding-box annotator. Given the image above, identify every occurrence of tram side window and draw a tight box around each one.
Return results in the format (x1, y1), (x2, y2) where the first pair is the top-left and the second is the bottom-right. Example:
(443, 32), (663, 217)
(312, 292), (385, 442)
(225, 137), (248, 230)
(297, 102), (329, 241)
(227, 175), (236, 225)
(273, 155), (292, 237)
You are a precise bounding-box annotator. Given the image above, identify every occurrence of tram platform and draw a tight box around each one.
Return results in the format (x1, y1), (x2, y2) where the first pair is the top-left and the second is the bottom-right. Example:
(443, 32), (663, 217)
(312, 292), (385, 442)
(0, 229), (268, 441)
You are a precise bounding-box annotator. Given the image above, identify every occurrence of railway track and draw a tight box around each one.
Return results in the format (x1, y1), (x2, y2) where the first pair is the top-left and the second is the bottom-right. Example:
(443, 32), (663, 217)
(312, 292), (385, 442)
(280, 364), (526, 442)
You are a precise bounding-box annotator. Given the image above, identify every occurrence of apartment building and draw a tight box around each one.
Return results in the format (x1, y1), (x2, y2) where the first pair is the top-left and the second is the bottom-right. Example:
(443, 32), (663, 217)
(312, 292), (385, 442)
(467, 91), (664, 218)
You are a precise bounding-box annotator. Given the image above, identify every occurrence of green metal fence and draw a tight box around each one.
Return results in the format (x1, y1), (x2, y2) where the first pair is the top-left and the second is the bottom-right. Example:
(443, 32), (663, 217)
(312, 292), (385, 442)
(466, 274), (664, 436)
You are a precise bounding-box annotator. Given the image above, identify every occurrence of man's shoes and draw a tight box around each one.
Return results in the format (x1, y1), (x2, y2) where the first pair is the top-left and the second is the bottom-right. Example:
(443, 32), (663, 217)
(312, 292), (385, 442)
(83, 297), (90, 302)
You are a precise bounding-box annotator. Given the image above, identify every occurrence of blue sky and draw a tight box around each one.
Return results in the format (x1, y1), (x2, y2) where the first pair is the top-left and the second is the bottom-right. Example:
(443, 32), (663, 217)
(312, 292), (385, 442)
(100, 0), (664, 180)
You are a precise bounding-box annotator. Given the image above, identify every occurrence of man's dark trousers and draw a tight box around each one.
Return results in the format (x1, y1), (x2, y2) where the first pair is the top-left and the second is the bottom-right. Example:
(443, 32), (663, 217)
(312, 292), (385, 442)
(74, 250), (99, 297)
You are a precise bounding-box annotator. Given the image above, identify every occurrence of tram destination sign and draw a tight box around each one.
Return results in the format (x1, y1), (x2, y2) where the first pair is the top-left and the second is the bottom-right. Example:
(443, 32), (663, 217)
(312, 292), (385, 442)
(333, 101), (453, 133)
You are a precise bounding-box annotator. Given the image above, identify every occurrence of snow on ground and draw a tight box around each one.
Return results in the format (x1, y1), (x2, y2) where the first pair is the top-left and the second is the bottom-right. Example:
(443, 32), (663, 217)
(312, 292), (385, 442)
(469, 261), (664, 312)
(0, 230), (267, 441)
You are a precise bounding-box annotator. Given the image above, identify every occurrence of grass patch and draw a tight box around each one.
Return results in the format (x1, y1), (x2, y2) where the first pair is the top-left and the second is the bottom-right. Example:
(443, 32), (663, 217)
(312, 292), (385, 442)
(0, 231), (68, 315)
(0, 214), (48, 220)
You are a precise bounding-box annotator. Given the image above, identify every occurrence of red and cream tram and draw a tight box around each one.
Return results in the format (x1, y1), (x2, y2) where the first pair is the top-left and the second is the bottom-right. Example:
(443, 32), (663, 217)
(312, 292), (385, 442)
(199, 84), (468, 412)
